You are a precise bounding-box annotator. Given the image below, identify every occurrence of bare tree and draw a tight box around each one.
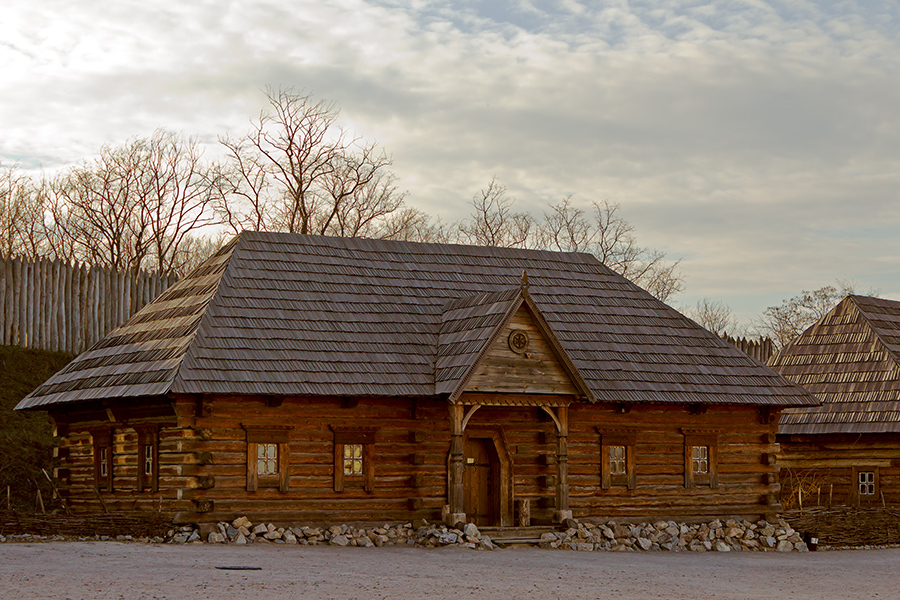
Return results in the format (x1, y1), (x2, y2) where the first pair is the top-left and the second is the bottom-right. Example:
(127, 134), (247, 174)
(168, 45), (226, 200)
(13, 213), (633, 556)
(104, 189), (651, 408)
(139, 131), (224, 274)
(49, 144), (147, 271)
(219, 88), (405, 236)
(457, 177), (534, 248)
(47, 130), (223, 275)
(685, 298), (742, 336)
(0, 164), (49, 258)
(753, 282), (865, 348)
(535, 196), (683, 301)
(318, 168), (405, 238)
(375, 207), (452, 243)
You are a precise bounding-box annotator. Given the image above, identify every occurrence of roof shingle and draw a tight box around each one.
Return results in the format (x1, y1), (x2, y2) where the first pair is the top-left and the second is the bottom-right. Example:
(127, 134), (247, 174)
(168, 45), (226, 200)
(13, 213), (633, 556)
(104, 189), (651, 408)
(18, 232), (814, 409)
(771, 295), (900, 434)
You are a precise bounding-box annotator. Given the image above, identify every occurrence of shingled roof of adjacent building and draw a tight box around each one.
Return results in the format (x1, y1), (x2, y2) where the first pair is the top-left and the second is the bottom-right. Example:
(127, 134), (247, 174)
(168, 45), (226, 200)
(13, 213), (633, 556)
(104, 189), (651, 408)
(18, 231), (815, 410)
(771, 295), (900, 434)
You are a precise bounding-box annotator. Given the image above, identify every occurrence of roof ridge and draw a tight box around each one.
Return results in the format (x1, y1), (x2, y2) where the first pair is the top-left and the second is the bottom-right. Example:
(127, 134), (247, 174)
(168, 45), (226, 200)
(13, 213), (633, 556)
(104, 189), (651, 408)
(847, 295), (900, 368)
(168, 237), (242, 394)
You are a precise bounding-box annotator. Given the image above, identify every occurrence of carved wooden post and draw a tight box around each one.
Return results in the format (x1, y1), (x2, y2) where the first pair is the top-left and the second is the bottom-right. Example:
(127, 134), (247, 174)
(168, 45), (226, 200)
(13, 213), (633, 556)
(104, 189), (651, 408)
(448, 403), (466, 525)
(555, 406), (572, 523)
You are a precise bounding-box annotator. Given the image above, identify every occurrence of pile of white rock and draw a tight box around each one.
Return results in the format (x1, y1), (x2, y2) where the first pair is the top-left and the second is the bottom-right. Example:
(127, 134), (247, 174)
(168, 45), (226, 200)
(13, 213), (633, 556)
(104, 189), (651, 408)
(165, 516), (810, 552)
(545, 518), (809, 552)
(168, 517), (430, 548)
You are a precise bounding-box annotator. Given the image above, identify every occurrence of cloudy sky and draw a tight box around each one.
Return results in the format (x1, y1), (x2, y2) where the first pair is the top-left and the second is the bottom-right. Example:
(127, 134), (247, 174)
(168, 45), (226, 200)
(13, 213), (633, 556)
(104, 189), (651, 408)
(3, 0), (899, 324)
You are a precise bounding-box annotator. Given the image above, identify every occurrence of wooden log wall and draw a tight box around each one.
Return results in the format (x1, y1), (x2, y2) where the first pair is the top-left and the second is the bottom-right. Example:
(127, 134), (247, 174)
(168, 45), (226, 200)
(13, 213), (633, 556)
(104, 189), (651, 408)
(53, 397), (782, 524)
(777, 433), (900, 509)
(566, 403), (781, 522)
(171, 396), (453, 524)
(0, 255), (177, 354)
(50, 401), (190, 515)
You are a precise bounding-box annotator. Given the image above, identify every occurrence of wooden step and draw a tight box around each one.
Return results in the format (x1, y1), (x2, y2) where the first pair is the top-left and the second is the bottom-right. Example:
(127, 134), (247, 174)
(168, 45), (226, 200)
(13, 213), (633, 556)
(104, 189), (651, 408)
(478, 525), (562, 545)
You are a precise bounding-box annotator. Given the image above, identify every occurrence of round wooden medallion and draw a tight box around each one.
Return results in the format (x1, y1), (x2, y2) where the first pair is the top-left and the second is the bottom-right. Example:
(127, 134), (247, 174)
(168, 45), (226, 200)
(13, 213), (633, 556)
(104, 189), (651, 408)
(508, 329), (529, 354)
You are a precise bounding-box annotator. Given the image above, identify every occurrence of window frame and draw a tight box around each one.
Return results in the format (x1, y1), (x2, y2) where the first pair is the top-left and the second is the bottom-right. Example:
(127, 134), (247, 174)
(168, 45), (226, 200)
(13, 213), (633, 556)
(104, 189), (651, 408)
(135, 425), (159, 493)
(597, 429), (636, 490)
(852, 466), (880, 505)
(243, 425), (291, 492)
(682, 428), (719, 489)
(331, 427), (377, 493)
(90, 428), (114, 492)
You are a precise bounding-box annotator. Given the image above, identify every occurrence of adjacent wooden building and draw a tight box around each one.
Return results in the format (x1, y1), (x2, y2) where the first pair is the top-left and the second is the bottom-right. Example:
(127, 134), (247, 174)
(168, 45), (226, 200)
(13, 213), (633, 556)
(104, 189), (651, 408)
(771, 295), (900, 507)
(18, 232), (814, 525)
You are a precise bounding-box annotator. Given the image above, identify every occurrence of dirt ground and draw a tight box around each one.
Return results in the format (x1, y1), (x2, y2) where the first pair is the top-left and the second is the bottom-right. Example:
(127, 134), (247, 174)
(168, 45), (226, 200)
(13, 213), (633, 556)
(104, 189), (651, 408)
(0, 542), (896, 600)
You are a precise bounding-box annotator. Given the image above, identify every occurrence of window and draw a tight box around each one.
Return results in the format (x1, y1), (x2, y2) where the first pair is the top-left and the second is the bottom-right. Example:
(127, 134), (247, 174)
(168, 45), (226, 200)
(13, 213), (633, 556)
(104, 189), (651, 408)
(331, 427), (377, 492)
(144, 446), (153, 476)
(691, 445), (709, 475)
(597, 429), (636, 490)
(258, 443), (278, 476)
(136, 425), (159, 493)
(242, 426), (291, 492)
(859, 471), (875, 496)
(343, 444), (364, 476)
(90, 428), (113, 492)
(852, 467), (879, 504)
(682, 429), (719, 489)
(610, 446), (626, 476)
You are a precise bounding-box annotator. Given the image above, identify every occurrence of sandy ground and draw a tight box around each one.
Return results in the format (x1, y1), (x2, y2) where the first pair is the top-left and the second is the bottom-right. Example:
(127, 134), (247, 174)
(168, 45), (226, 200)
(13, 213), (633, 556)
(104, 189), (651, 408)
(0, 542), (897, 600)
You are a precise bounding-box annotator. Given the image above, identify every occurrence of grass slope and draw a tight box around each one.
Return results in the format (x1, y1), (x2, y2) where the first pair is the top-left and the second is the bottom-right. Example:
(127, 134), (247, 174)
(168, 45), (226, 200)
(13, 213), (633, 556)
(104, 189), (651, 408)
(0, 345), (73, 512)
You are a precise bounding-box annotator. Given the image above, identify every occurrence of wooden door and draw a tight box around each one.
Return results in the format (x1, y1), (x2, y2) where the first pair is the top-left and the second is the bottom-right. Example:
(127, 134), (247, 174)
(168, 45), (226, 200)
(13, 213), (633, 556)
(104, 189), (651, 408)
(464, 438), (498, 526)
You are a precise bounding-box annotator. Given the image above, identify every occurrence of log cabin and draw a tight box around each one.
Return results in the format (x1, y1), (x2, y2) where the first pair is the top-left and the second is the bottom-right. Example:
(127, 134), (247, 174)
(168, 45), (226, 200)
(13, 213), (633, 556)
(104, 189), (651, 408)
(770, 295), (900, 507)
(17, 232), (814, 526)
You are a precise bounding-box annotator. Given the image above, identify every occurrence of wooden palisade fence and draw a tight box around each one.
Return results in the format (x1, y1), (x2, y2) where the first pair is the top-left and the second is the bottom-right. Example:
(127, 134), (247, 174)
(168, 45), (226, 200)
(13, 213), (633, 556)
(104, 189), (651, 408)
(0, 255), (177, 354)
(722, 334), (775, 363)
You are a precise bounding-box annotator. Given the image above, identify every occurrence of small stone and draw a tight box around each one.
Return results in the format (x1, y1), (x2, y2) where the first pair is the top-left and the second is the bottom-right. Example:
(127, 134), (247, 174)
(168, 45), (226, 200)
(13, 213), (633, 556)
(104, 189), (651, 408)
(576, 543), (594, 552)
(264, 530), (282, 540)
(251, 524), (268, 535)
(777, 540), (794, 553)
(232, 517), (252, 529)
(186, 531), (200, 543)
(762, 536), (776, 548)
(637, 538), (652, 551)
(225, 525), (239, 540)
(601, 527), (615, 540)
(795, 541), (809, 552)
(283, 531), (298, 544)
(540, 532), (557, 542)
(207, 532), (226, 543)
(331, 535), (349, 546)
(463, 523), (479, 538)
(714, 541), (731, 552)
(234, 533), (247, 545)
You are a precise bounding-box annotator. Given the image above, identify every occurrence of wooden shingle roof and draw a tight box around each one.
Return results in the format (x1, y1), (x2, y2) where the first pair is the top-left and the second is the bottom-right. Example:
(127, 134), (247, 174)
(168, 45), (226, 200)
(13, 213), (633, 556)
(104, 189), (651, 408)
(18, 232), (815, 410)
(771, 295), (900, 434)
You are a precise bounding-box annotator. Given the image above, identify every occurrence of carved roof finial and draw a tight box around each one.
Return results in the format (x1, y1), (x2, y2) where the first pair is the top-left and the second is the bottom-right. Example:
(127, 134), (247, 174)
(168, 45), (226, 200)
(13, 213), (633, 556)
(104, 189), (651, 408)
(521, 269), (529, 290)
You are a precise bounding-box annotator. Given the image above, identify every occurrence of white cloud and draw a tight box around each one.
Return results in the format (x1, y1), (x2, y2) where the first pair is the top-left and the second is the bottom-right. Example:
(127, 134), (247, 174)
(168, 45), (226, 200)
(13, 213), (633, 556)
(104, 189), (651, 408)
(2, 0), (899, 323)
